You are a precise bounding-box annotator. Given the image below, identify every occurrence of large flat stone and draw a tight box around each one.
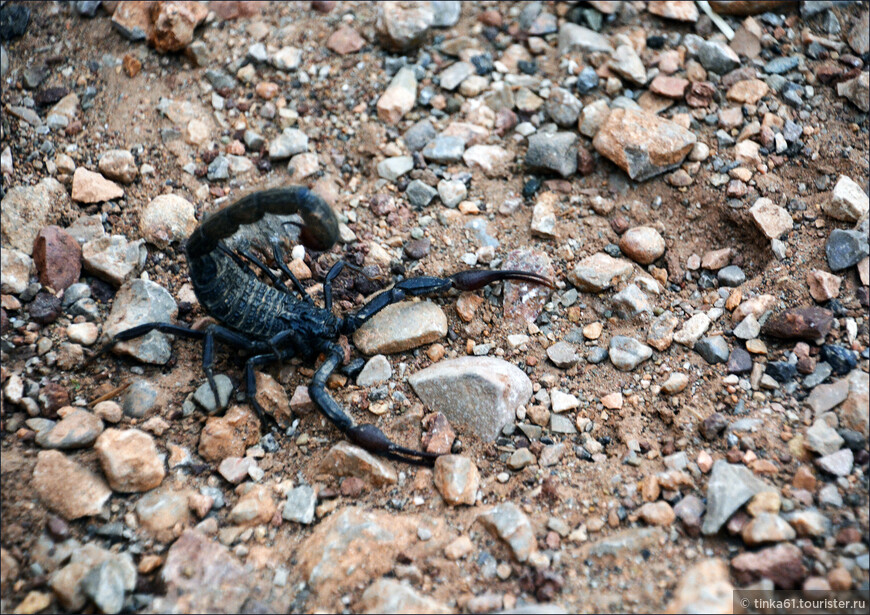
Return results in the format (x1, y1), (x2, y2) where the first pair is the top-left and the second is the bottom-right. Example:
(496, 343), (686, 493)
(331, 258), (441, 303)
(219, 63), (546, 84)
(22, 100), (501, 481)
(353, 300), (447, 355)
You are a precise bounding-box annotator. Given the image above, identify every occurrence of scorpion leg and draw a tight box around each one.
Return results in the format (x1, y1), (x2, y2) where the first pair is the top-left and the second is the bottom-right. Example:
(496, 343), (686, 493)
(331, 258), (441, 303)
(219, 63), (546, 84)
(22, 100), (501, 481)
(322, 261), (345, 313)
(309, 344), (438, 465)
(236, 247), (292, 294)
(340, 268), (554, 334)
(270, 237), (312, 303)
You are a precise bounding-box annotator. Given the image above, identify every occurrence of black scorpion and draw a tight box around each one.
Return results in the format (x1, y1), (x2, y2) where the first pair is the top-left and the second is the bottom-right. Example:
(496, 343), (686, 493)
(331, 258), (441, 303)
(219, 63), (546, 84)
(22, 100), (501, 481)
(112, 187), (553, 465)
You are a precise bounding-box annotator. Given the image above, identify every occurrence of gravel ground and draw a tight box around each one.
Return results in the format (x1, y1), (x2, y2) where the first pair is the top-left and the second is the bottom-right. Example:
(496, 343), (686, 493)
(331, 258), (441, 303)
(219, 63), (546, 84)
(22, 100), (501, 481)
(1, 1), (868, 613)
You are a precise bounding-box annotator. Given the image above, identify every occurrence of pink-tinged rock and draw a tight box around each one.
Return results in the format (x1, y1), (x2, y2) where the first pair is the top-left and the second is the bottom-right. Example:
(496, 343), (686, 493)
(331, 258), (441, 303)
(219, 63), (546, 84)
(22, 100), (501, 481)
(502, 248), (554, 326)
(433, 455), (480, 506)
(422, 412), (455, 455)
(377, 67), (417, 125)
(749, 197), (792, 239)
(95, 428), (166, 492)
(147, 1), (208, 53)
(806, 270), (841, 302)
(72, 168), (124, 203)
(198, 405), (260, 462)
(327, 25), (366, 55)
(33, 450), (111, 519)
(254, 371), (292, 428)
(666, 559), (733, 614)
(593, 109), (696, 181)
(648, 0), (699, 21)
(727, 79), (769, 104)
(569, 252), (633, 292)
(701, 248), (732, 270)
(375, 1), (434, 52)
(32, 226), (81, 292)
(217, 456), (257, 484)
(210, 1), (265, 19)
(732, 294), (776, 324)
(731, 543), (807, 589)
(317, 441), (398, 486)
(638, 501), (676, 526)
(648, 75), (689, 98)
(462, 145), (513, 177)
(619, 226), (666, 265)
(762, 307), (833, 341)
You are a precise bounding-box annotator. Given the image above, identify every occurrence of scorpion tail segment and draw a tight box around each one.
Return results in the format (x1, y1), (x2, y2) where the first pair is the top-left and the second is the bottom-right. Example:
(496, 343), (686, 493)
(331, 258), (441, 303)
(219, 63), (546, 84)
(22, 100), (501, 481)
(186, 186), (339, 258)
(449, 269), (555, 291)
(348, 424), (440, 466)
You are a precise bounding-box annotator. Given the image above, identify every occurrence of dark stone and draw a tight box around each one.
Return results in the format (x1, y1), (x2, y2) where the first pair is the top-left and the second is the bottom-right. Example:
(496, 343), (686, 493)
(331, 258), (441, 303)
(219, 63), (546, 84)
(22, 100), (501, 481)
(765, 361), (797, 383)
(838, 429), (866, 451)
(523, 177), (542, 198)
(518, 60), (538, 75)
(695, 336), (730, 364)
(647, 35), (665, 49)
(820, 345), (857, 375)
(29, 292), (62, 325)
(826, 229), (869, 271)
(34, 86), (70, 107)
(471, 53), (494, 75)
(586, 347), (608, 364)
(727, 347), (753, 374)
(576, 66), (599, 94)
(0, 3), (30, 40)
(700, 412), (728, 440)
(762, 307), (833, 341)
(404, 238), (431, 260)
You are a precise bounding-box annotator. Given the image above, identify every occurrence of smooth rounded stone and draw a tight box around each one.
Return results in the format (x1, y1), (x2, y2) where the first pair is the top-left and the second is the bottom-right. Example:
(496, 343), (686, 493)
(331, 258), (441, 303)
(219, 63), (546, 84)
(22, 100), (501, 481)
(409, 356), (532, 441)
(762, 306), (833, 341)
(718, 265), (745, 287)
(750, 198), (793, 240)
(609, 44), (647, 85)
(661, 373), (689, 394)
(702, 460), (776, 535)
(437, 179), (466, 207)
(268, 128), (308, 160)
(431, 0), (460, 26)
(638, 501), (676, 526)
(103, 279), (177, 364)
(377, 156), (414, 181)
(325, 25), (365, 55)
(1, 248), (33, 294)
(619, 227), (665, 265)
(140, 194), (197, 248)
(806, 270), (841, 302)
(546, 341), (580, 368)
(731, 543), (807, 589)
(826, 229), (869, 271)
(462, 144), (513, 177)
(377, 66), (417, 124)
(525, 131), (578, 178)
(71, 168), (124, 203)
(545, 87), (582, 126)
(673, 313), (712, 348)
(81, 559), (131, 614)
(193, 374), (233, 413)
(569, 253), (633, 292)
(95, 428), (165, 493)
(733, 314), (761, 340)
(741, 513), (796, 546)
(609, 336), (653, 371)
(271, 45), (302, 70)
(1, 177), (67, 255)
(406, 179), (438, 207)
(32, 226), (82, 292)
(478, 502), (537, 563)
(97, 149), (137, 185)
(317, 441), (398, 486)
(357, 355), (392, 386)
(353, 301), (446, 355)
(375, 1), (434, 52)
(82, 235), (147, 286)
(612, 284), (652, 318)
(507, 448), (536, 470)
(697, 40), (740, 73)
(558, 22), (614, 54)
(815, 448), (853, 476)
(282, 485), (316, 524)
(403, 119), (436, 152)
(361, 579), (449, 615)
(33, 450), (111, 519)
(36, 408), (103, 450)
(593, 109), (696, 181)
(433, 455), (479, 506)
(694, 336), (730, 364)
(422, 135), (466, 163)
(805, 420), (844, 456)
(93, 401), (123, 424)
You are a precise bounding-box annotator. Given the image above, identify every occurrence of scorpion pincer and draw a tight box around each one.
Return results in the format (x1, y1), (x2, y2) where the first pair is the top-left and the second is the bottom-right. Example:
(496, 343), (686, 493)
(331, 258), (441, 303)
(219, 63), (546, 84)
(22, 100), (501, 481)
(112, 186), (553, 465)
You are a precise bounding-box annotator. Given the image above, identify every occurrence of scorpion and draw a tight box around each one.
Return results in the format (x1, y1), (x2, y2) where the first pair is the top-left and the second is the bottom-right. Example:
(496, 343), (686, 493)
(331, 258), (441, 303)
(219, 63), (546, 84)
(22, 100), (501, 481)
(111, 187), (553, 465)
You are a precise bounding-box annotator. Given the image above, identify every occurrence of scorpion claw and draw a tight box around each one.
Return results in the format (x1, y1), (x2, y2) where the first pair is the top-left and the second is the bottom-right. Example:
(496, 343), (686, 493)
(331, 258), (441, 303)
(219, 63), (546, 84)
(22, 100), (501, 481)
(449, 269), (554, 291)
(348, 424), (439, 466)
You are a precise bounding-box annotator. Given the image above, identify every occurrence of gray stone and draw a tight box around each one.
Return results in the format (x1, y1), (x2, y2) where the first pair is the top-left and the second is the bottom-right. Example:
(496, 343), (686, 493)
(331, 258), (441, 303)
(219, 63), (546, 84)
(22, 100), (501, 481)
(609, 44), (646, 85)
(36, 409), (103, 450)
(81, 235), (147, 286)
(359, 579), (449, 614)
(702, 460), (775, 535)
(805, 420), (844, 455)
(437, 179), (466, 207)
(439, 61), (474, 91)
(353, 301), (446, 354)
(477, 503), (536, 562)
(733, 315), (761, 340)
(430, 1), (461, 27)
(764, 56), (800, 75)
(406, 179), (438, 207)
(103, 279), (178, 365)
(422, 135), (466, 163)
(609, 336), (653, 371)
(697, 40), (741, 74)
(81, 559), (131, 615)
(546, 341), (579, 368)
(403, 120), (436, 151)
(268, 128), (308, 160)
(825, 175), (869, 222)
(611, 284), (652, 319)
(525, 131), (577, 178)
(282, 485), (316, 524)
(357, 355), (392, 386)
(815, 448), (853, 476)
(207, 156), (229, 181)
(694, 336), (730, 364)
(507, 448), (536, 470)
(193, 375), (233, 413)
(718, 265), (746, 287)
(545, 87), (582, 127)
(375, 1), (435, 52)
(377, 156), (414, 181)
(550, 414), (576, 434)
(409, 356), (532, 441)
(826, 229), (869, 271)
(558, 23), (614, 55)
(1, 177), (67, 255)
(122, 380), (158, 418)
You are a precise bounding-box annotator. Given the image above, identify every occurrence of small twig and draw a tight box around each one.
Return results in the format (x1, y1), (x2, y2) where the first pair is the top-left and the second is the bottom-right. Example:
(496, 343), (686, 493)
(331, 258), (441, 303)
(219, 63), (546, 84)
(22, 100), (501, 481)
(88, 381), (131, 407)
(697, 1), (735, 40)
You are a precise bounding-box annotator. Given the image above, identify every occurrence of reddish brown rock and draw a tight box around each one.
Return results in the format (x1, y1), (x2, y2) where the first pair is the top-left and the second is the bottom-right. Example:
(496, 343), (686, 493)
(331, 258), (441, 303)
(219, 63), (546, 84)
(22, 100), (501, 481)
(95, 428), (165, 492)
(731, 543), (807, 589)
(648, 0), (699, 21)
(33, 450), (111, 520)
(147, 1), (207, 53)
(806, 270), (841, 302)
(649, 75), (689, 98)
(210, 1), (264, 19)
(32, 226), (82, 292)
(685, 81), (715, 107)
(727, 79), (769, 104)
(422, 412), (456, 455)
(709, 1), (797, 15)
(502, 248), (554, 326)
(327, 26), (366, 55)
(198, 405), (260, 462)
(762, 307), (834, 341)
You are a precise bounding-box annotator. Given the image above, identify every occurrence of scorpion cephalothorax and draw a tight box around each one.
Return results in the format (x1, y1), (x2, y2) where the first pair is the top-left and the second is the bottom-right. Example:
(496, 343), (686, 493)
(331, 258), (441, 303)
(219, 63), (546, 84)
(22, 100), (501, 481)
(111, 187), (552, 465)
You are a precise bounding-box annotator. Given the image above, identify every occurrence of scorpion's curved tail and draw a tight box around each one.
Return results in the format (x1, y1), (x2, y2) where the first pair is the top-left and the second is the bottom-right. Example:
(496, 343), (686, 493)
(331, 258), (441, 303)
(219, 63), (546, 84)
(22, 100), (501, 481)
(186, 186), (339, 258)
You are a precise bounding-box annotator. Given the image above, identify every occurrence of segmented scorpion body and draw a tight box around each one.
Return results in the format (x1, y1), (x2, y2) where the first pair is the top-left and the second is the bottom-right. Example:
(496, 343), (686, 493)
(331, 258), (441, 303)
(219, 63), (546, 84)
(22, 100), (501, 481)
(113, 187), (552, 465)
